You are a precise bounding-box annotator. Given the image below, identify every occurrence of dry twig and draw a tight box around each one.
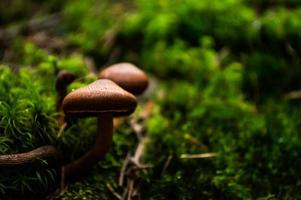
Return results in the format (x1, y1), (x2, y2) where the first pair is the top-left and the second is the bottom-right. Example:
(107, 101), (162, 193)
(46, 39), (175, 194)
(285, 90), (301, 100)
(106, 183), (122, 200)
(127, 180), (134, 200)
(119, 153), (131, 186)
(161, 154), (173, 175)
(180, 153), (217, 159)
(117, 101), (155, 200)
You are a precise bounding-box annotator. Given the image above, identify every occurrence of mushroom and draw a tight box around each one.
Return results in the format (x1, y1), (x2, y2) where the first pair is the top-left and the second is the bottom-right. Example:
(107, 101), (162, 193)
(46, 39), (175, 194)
(55, 70), (76, 127)
(55, 70), (76, 112)
(62, 79), (137, 178)
(99, 63), (149, 96)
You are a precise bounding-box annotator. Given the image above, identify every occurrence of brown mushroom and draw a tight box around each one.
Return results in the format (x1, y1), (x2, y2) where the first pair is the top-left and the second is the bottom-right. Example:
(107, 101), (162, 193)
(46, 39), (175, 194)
(55, 70), (76, 127)
(99, 63), (149, 95)
(62, 79), (137, 178)
(55, 70), (76, 112)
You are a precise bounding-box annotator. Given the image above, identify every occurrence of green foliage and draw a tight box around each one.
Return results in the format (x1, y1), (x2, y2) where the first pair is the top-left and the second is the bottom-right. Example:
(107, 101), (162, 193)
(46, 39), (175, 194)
(63, 0), (125, 53)
(0, 65), (56, 153)
(0, 65), (59, 198)
(0, 45), (92, 198)
(1, 0), (301, 199)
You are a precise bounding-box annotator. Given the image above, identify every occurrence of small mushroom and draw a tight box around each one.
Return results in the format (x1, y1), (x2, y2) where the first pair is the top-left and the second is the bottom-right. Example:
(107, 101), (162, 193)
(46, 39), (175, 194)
(99, 63), (149, 95)
(62, 79), (137, 178)
(55, 70), (76, 112)
(55, 70), (76, 127)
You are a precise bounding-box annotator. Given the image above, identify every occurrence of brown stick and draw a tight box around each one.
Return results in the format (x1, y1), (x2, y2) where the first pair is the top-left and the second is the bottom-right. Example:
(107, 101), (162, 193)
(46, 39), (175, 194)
(161, 154), (173, 175)
(106, 183), (122, 200)
(0, 145), (60, 166)
(180, 153), (217, 159)
(119, 153), (130, 186)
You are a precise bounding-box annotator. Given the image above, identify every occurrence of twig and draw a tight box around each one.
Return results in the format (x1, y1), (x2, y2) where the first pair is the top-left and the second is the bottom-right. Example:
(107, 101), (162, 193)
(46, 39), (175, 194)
(131, 187), (139, 198)
(129, 165), (153, 171)
(57, 122), (67, 138)
(119, 137), (151, 200)
(140, 101), (154, 119)
(118, 101), (154, 200)
(130, 121), (143, 141)
(119, 153), (131, 186)
(106, 183), (122, 200)
(161, 154), (173, 175)
(127, 180), (134, 200)
(180, 153), (217, 159)
(285, 90), (301, 100)
(122, 187), (128, 200)
(184, 134), (209, 151)
(131, 138), (147, 166)
(129, 138), (153, 171)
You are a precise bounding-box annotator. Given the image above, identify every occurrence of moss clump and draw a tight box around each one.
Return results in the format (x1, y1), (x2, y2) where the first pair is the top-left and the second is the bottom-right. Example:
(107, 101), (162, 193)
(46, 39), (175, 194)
(0, 47), (95, 198)
(2, 0), (301, 199)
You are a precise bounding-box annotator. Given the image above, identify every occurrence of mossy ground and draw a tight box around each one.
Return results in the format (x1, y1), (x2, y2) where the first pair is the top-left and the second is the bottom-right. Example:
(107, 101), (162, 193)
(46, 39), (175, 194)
(1, 0), (301, 199)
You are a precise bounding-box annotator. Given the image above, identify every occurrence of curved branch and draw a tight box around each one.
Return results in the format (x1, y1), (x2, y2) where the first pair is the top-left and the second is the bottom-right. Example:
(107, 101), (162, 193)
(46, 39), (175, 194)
(0, 145), (60, 166)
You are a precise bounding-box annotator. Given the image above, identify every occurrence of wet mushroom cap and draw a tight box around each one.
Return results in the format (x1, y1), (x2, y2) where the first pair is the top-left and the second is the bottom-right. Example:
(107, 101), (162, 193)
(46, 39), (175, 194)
(62, 79), (137, 116)
(99, 63), (149, 95)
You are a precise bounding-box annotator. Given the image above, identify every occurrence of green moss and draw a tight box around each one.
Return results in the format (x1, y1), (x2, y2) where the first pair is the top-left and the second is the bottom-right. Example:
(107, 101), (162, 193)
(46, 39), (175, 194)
(2, 0), (301, 199)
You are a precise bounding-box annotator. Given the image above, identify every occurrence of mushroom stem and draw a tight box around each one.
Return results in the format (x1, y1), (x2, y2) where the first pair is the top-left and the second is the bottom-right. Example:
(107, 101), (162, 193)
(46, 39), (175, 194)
(64, 112), (113, 179)
(57, 91), (67, 112)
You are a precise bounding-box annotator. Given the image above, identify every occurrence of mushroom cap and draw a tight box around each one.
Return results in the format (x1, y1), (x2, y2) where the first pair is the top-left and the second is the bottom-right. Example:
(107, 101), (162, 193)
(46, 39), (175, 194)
(62, 79), (137, 116)
(55, 70), (76, 92)
(99, 63), (149, 95)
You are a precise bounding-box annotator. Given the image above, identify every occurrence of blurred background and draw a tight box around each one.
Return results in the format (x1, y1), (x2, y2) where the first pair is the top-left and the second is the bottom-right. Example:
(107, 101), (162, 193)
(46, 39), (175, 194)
(1, 0), (301, 199)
